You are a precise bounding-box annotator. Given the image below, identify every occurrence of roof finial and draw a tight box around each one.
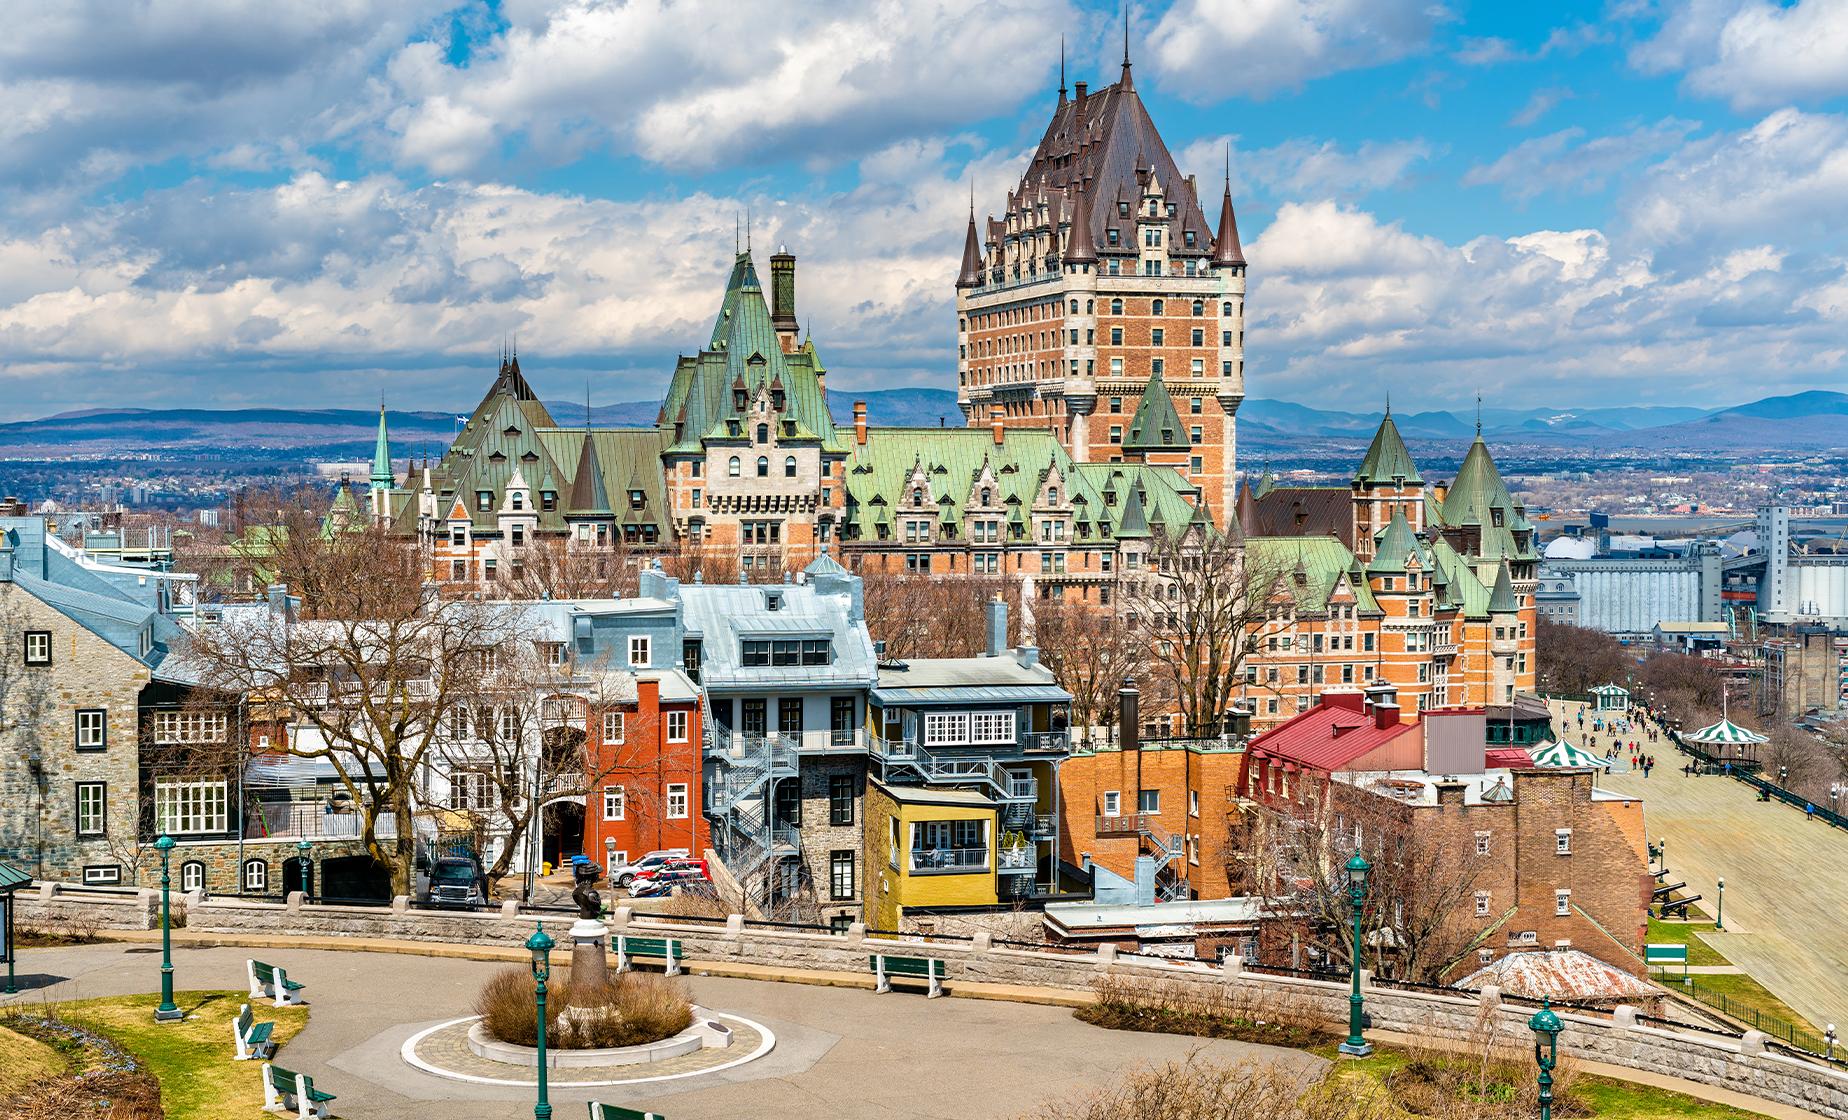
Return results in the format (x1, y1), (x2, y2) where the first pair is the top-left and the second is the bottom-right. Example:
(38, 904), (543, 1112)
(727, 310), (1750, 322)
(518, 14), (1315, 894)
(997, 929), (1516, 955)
(1123, 1), (1131, 68)
(1059, 36), (1067, 102)
(1385, 391), (1391, 418)
(734, 211), (740, 254)
(1225, 142), (1232, 192)
(585, 377), (592, 430)
(1476, 391), (1483, 436)
(746, 205), (752, 253)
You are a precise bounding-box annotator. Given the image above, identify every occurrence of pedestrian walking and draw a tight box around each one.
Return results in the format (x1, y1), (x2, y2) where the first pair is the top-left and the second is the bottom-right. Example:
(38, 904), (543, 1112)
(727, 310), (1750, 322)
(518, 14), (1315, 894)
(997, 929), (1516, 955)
(1807, 803), (1816, 822)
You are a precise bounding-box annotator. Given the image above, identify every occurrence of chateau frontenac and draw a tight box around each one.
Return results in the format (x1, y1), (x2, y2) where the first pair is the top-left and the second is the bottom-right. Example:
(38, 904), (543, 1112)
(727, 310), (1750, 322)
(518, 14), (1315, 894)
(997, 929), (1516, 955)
(362, 49), (1535, 730)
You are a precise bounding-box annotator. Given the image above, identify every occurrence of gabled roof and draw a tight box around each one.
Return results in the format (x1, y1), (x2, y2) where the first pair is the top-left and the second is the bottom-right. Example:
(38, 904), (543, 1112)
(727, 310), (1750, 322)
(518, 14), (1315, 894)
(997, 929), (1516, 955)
(1246, 692), (1420, 773)
(1366, 509), (1426, 574)
(1354, 412), (1421, 485)
(1123, 373), (1188, 451)
(1247, 536), (1379, 614)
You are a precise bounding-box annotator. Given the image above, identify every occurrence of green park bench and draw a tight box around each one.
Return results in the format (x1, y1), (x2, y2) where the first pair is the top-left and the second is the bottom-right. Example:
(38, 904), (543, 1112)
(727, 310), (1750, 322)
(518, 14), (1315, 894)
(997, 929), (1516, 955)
(870, 953), (946, 998)
(589, 1102), (665, 1120)
(247, 958), (307, 1007)
(261, 1061), (335, 1119)
(1645, 942), (1689, 977)
(230, 1002), (276, 1061)
(615, 934), (684, 976)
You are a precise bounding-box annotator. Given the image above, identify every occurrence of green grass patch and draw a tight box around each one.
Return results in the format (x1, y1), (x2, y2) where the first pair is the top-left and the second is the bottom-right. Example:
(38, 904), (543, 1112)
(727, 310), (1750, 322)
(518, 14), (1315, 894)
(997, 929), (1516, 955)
(57, 990), (308, 1120)
(1644, 918), (1728, 966)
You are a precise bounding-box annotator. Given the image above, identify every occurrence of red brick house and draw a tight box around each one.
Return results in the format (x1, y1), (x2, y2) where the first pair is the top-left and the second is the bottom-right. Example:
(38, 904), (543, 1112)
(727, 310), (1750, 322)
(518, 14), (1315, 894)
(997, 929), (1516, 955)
(582, 673), (707, 869)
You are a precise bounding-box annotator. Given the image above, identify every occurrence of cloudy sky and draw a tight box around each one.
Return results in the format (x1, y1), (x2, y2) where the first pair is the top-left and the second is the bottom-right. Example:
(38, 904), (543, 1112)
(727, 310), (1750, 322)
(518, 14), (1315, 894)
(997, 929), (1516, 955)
(4, 0), (1847, 418)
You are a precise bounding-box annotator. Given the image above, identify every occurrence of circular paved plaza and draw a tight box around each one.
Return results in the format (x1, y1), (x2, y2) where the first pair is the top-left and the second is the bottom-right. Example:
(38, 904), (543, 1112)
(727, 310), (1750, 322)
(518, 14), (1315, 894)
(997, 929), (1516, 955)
(3, 943), (1321, 1119)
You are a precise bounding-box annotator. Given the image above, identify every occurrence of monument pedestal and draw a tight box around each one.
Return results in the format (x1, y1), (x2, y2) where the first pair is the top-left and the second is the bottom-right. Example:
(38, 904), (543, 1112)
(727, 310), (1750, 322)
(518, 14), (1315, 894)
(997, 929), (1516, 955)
(569, 919), (611, 991)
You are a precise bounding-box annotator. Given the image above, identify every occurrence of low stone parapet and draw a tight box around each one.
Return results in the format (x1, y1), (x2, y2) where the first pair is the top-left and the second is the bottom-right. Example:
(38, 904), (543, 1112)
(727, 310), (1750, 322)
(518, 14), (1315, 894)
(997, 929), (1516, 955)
(15, 888), (1847, 1119)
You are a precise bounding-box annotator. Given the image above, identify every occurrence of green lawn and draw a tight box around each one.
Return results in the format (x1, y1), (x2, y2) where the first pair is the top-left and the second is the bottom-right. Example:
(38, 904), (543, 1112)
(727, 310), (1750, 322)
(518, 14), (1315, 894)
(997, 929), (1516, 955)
(1324, 1046), (1770, 1119)
(1644, 918), (1727, 966)
(57, 991), (309, 1120)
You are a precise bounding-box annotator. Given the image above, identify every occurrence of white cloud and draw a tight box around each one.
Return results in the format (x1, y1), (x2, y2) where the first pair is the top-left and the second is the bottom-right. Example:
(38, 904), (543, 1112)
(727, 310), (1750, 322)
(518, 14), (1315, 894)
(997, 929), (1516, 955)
(1176, 135), (1434, 202)
(1632, 0), (1848, 110)
(1148, 0), (1441, 100)
(382, 0), (1070, 174)
(1509, 86), (1574, 127)
(1463, 119), (1699, 203)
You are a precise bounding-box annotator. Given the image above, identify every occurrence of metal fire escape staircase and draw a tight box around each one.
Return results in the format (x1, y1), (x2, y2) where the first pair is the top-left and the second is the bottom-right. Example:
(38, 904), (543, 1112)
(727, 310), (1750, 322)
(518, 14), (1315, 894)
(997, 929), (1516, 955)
(704, 725), (800, 901)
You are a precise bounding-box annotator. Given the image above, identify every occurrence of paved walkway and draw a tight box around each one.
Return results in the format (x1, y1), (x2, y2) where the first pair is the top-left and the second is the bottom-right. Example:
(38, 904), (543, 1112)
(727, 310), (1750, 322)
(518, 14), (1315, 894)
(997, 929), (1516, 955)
(1, 943), (1319, 1119)
(1551, 700), (1848, 1033)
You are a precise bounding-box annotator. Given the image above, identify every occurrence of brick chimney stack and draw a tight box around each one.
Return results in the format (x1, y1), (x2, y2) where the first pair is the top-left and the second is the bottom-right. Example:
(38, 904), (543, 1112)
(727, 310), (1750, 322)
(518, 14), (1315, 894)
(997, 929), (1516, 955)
(853, 400), (868, 445)
(770, 247), (798, 352)
(991, 404), (1005, 446)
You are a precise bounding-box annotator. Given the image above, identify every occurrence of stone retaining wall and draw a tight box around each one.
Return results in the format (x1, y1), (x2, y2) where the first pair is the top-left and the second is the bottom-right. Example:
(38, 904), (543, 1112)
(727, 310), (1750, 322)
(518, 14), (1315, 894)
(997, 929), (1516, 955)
(18, 886), (1847, 1119)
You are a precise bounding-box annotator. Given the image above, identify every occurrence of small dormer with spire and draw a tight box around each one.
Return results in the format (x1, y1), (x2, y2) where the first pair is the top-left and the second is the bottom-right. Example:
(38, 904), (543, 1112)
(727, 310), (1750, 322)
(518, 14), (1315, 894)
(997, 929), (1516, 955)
(1352, 406), (1425, 560)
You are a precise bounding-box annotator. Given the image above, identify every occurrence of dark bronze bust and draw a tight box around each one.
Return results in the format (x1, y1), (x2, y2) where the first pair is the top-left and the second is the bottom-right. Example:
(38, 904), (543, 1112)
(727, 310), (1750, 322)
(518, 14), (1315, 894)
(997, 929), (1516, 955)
(571, 860), (603, 920)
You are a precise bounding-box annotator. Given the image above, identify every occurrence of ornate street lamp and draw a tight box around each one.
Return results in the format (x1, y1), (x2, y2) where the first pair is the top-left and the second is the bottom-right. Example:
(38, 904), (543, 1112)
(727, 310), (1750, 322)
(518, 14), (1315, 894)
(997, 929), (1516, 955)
(154, 836), (181, 1022)
(1338, 852), (1372, 1058)
(1715, 877), (1725, 932)
(297, 839), (313, 903)
(526, 923), (555, 1120)
(1826, 1023), (1837, 1061)
(1530, 999), (1562, 1120)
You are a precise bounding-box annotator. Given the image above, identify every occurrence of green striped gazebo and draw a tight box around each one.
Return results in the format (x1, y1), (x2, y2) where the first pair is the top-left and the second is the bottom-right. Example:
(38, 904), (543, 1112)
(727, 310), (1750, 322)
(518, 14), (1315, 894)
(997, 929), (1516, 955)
(1685, 718), (1768, 746)
(1529, 739), (1613, 768)
(1588, 683), (1630, 712)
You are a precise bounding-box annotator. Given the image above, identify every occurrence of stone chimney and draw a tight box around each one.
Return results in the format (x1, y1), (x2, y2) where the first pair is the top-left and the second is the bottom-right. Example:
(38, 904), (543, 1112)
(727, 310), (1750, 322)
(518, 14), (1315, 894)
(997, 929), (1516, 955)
(770, 248), (798, 351)
(991, 404), (1005, 446)
(985, 593), (1007, 657)
(853, 400), (868, 446)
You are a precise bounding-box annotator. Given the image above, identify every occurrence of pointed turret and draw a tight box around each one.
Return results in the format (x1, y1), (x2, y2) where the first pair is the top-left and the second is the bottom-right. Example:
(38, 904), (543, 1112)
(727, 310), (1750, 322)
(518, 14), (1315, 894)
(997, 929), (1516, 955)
(1488, 558), (1518, 613)
(1064, 181), (1098, 264)
(1211, 181), (1246, 268)
(1366, 509), (1421, 574)
(369, 405), (393, 493)
(1354, 411), (1421, 485)
(1123, 373), (1188, 451)
(956, 207), (984, 289)
(565, 432), (612, 516)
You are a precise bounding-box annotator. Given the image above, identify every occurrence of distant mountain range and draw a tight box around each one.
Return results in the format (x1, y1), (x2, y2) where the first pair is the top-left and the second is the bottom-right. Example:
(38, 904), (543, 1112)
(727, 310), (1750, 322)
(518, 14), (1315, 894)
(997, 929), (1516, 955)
(6, 389), (1844, 461)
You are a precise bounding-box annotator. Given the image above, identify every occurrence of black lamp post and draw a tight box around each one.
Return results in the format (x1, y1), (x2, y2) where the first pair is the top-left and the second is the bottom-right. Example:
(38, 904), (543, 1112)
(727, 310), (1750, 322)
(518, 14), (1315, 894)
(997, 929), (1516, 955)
(526, 923), (555, 1120)
(1338, 852), (1372, 1058)
(154, 835), (182, 1022)
(1530, 999), (1562, 1120)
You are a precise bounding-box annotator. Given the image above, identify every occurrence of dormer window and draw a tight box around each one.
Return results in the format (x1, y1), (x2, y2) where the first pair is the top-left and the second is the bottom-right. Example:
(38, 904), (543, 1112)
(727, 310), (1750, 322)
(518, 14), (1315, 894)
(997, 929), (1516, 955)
(629, 490), (645, 510)
(1184, 230), (1197, 248)
(980, 488), (991, 505)
(541, 490), (556, 512)
(772, 389), (785, 411)
(510, 493), (524, 511)
(503, 425), (520, 437)
(476, 490), (492, 512)
(757, 423), (770, 443)
(1047, 487), (1058, 504)
(1492, 508), (1505, 527)
(734, 389), (747, 409)
(1106, 228), (1120, 246)
(1118, 201), (1129, 217)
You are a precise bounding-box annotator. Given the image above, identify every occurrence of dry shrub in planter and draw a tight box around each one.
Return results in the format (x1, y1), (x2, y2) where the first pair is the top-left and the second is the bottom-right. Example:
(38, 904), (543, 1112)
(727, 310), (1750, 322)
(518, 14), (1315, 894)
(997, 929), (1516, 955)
(474, 967), (693, 1050)
(1017, 1056), (1367, 1120)
(1077, 974), (1336, 1049)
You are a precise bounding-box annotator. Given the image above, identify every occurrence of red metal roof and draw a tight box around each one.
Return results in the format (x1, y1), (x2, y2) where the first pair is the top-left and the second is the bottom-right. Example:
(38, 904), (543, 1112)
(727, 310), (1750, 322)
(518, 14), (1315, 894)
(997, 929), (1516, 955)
(1246, 692), (1420, 773)
(1485, 747), (1534, 768)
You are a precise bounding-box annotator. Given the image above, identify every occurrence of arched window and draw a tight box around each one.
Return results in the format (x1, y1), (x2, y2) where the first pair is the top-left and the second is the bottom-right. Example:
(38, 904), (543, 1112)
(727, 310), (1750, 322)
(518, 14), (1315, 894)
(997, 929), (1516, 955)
(980, 488), (991, 505)
(1047, 487), (1058, 504)
(1152, 298), (1165, 315)
(1192, 299), (1204, 316)
(912, 488), (924, 507)
(511, 492), (523, 510)
(243, 859), (268, 893)
(784, 455), (797, 478)
(1109, 298), (1123, 315)
(756, 456), (769, 477)
(728, 456), (741, 477)
(1222, 301), (1233, 316)
(181, 860), (206, 893)
(757, 423), (769, 443)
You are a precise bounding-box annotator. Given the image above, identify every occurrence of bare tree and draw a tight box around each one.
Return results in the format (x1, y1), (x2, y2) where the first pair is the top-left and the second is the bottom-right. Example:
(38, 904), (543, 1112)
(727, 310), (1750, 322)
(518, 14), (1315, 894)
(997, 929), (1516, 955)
(1035, 596), (1143, 737)
(496, 538), (638, 600)
(1535, 619), (1630, 699)
(857, 569), (1017, 659)
(1122, 527), (1283, 737)
(1244, 781), (1488, 983)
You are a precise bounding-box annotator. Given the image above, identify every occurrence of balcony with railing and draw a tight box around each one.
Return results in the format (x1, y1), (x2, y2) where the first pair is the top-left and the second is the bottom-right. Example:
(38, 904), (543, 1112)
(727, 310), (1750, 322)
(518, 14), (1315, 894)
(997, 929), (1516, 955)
(248, 802), (400, 841)
(1095, 813), (1152, 836)
(909, 846), (989, 874)
(997, 845), (1036, 873)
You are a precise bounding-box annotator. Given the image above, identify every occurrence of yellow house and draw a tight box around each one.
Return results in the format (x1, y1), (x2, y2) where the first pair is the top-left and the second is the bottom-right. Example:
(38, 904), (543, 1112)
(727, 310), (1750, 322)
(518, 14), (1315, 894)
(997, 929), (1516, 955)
(863, 780), (1001, 929)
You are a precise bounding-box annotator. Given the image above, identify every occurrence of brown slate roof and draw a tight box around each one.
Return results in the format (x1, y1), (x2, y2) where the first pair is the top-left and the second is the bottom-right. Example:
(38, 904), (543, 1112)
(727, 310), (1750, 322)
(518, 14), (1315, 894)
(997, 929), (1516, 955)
(1237, 481), (1353, 547)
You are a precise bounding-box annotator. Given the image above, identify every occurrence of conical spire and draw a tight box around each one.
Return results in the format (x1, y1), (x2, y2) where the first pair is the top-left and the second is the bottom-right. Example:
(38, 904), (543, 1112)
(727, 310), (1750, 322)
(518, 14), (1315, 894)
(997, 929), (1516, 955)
(1123, 372), (1188, 451)
(1211, 156), (1246, 268)
(1058, 36), (1067, 104)
(369, 404), (393, 492)
(1488, 558), (1518, 613)
(956, 192), (984, 288)
(1119, 2), (1134, 92)
(1354, 412), (1422, 485)
(1064, 180), (1097, 264)
(565, 432), (612, 516)
(1366, 508), (1421, 574)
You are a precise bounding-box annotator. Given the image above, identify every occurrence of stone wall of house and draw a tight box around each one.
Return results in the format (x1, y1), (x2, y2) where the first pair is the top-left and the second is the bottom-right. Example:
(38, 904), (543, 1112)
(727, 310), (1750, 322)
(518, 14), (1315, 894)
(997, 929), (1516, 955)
(796, 756), (864, 927)
(0, 585), (146, 885)
(14, 887), (1846, 1118)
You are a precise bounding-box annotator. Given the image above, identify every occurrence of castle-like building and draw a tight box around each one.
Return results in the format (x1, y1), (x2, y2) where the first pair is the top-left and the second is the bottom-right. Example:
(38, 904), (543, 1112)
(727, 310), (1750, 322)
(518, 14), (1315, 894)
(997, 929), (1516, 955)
(367, 45), (1535, 730)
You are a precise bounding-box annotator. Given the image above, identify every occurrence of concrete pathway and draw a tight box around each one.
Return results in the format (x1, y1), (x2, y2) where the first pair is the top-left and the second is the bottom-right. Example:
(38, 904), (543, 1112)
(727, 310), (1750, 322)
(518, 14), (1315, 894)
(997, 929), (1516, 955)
(1550, 700), (1848, 1034)
(1, 943), (1321, 1120)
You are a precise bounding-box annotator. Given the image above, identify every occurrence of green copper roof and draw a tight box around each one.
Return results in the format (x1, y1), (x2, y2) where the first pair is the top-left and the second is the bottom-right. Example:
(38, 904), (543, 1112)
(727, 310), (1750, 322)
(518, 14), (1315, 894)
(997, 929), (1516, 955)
(1488, 558), (1518, 613)
(1247, 536), (1379, 614)
(1354, 412), (1421, 485)
(658, 250), (843, 456)
(370, 406), (393, 491)
(1440, 436), (1537, 561)
(1123, 373), (1189, 451)
(1428, 536), (1492, 619)
(1365, 508), (1426, 574)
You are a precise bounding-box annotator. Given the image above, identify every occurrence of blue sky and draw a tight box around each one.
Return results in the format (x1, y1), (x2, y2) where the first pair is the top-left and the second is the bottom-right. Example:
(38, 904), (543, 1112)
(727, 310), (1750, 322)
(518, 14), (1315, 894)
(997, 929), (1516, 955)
(3, 0), (1847, 418)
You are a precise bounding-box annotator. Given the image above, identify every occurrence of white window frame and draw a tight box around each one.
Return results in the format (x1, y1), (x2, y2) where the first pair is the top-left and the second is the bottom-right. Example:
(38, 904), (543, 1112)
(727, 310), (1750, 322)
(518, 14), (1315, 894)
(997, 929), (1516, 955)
(75, 708), (107, 750)
(154, 711), (228, 745)
(1554, 889), (1571, 917)
(923, 710), (1014, 746)
(243, 859), (269, 892)
(602, 711), (625, 745)
(665, 710), (689, 743)
(1103, 790), (1121, 816)
(82, 865), (121, 886)
(1474, 830), (1491, 856)
(666, 783), (689, 819)
(448, 769), (492, 811)
(181, 860), (206, 893)
(629, 635), (651, 667)
(154, 779), (229, 836)
(1475, 891), (1491, 917)
(602, 785), (625, 821)
(24, 630), (52, 665)
(1555, 828), (1572, 855)
(75, 782), (106, 838)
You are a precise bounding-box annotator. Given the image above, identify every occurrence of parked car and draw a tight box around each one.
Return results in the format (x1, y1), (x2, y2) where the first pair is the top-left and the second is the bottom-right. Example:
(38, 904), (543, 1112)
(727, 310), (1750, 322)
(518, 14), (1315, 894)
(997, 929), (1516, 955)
(421, 855), (488, 909)
(611, 849), (690, 888)
(627, 867), (712, 899)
